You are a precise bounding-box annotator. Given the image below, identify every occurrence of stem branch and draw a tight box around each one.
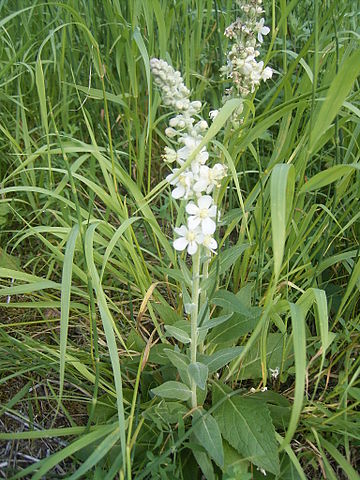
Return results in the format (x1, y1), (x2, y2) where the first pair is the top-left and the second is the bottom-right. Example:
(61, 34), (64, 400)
(190, 248), (201, 408)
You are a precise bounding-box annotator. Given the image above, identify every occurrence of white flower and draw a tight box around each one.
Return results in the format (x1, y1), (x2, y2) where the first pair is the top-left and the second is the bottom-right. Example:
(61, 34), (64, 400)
(166, 169), (194, 199)
(249, 60), (264, 87)
(202, 234), (218, 253)
(169, 115), (186, 129)
(261, 66), (273, 81)
(270, 367), (279, 379)
(162, 147), (178, 163)
(186, 195), (217, 234)
(165, 127), (178, 138)
(209, 110), (219, 121)
(194, 120), (208, 132)
(257, 467), (267, 476)
(255, 18), (270, 43)
(193, 164), (227, 194)
(173, 225), (203, 255)
(177, 135), (209, 167)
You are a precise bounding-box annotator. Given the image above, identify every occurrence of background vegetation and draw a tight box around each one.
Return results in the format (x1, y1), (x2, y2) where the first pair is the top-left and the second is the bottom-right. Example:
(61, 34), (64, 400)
(0, 0), (359, 478)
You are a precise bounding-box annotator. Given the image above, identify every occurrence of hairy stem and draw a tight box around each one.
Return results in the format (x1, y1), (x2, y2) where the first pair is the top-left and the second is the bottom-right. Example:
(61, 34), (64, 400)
(190, 248), (201, 408)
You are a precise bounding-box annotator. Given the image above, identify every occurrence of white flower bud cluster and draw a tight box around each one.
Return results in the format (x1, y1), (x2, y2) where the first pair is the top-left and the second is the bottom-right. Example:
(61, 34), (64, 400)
(221, 0), (273, 123)
(150, 58), (228, 256)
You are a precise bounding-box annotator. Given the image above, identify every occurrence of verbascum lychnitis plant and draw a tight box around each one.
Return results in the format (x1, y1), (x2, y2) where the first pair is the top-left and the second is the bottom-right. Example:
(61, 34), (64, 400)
(150, 58), (227, 410)
(148, 1), (280, 477)
(221, 0), (273, 126)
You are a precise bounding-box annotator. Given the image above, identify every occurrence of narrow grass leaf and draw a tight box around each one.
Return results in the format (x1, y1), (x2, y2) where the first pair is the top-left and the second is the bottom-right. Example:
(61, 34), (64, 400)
(59, 225), (80, 404)
(85, 223), (127, 473)
(300, 164), (360, 194)
(67, 427), (121, 480)
(280, 303), (306, 450)
(309, 49), (360, 153)
(275, 433), (307, 480)
(270, 164), (295, 282)
(319, 435), (360, 480)
(27, 426), (116, 480)
(100, 217), (140, 280)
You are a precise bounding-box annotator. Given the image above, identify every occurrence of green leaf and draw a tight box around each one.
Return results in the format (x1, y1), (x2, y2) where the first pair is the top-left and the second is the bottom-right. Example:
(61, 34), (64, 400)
(309, 49), (360, 154)
(300, 164), (360, 194)
(202, 347), (243, 374)
(319, 435), (360, 480)
(164, 349), (190, 386)
(280, 303), (306, 451)
(28, 425), (117, 480)
(67, 428), (121, 480)
(153, 302), (183, 325)
(84, 224), (126, 471)
(59, 225), (80, 405)
(237, 333), (288, 380)
(218, 244), (250, 275)
(142, 401), (188, 425)
(214, 388), (280, 476)
(198, 313), (233, 332)
(151, 381), (191, 401)
(0, 247), (20, 269)
(211, 289), (255, 316)
(192, 410), (224, 467)
(208, 312), (260, 345)
(188, 362), (208, 390)
(250, 391), (291, 429)
(222, 440), (251, 477)
(270, 164), (295, 282)
(165, 325), (191, 344)
(191, 444), (216, 480)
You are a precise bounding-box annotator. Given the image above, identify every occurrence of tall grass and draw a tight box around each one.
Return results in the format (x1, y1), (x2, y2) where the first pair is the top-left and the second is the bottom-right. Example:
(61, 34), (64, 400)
(0, 0), (359, 478)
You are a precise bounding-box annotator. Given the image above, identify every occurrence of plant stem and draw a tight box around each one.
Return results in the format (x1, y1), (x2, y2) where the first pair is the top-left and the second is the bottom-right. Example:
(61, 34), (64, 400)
(190, 248), (201, 408)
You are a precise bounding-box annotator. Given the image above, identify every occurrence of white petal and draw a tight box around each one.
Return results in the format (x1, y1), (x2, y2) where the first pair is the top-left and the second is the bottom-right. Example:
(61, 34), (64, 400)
(188, 216), (201, 230)
(177, 145), (189, 159)
(173, 237), (188, 251)
(262, 26), (270, 36)
(186, 202), (199, 215)
(174, 225), (187, 236)
(166, 172), (175, 184)
(208, 237), (217, 250)
(187, 242), (198, 255)
(197, 151), (209, 164)
(193, 179), (209, 192)
(198, 195), (213, 209)
(197, 233), (205, 244)
(208, 205), (217, 218)
(202, 217), (216, 235)
(199, 165), (209, 177)
(172, 186), (185, 199)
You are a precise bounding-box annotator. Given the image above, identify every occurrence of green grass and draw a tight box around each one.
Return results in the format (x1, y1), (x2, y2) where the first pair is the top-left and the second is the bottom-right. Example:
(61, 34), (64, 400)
(0, 0), (359, 478)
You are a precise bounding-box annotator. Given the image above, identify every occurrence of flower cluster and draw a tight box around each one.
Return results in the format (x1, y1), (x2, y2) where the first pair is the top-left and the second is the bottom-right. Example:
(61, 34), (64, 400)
(221, 0), (272, 121)
(150, 58), (227, 256)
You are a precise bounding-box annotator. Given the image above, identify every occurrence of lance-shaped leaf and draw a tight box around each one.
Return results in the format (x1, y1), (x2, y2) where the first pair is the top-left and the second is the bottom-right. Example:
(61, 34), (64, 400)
(192, 410), (224, 467)
(188, 362), (208, 390)
(165, 325), (191, 344)
(151, 381), (191, 401)
(202, 347), (243, 374)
